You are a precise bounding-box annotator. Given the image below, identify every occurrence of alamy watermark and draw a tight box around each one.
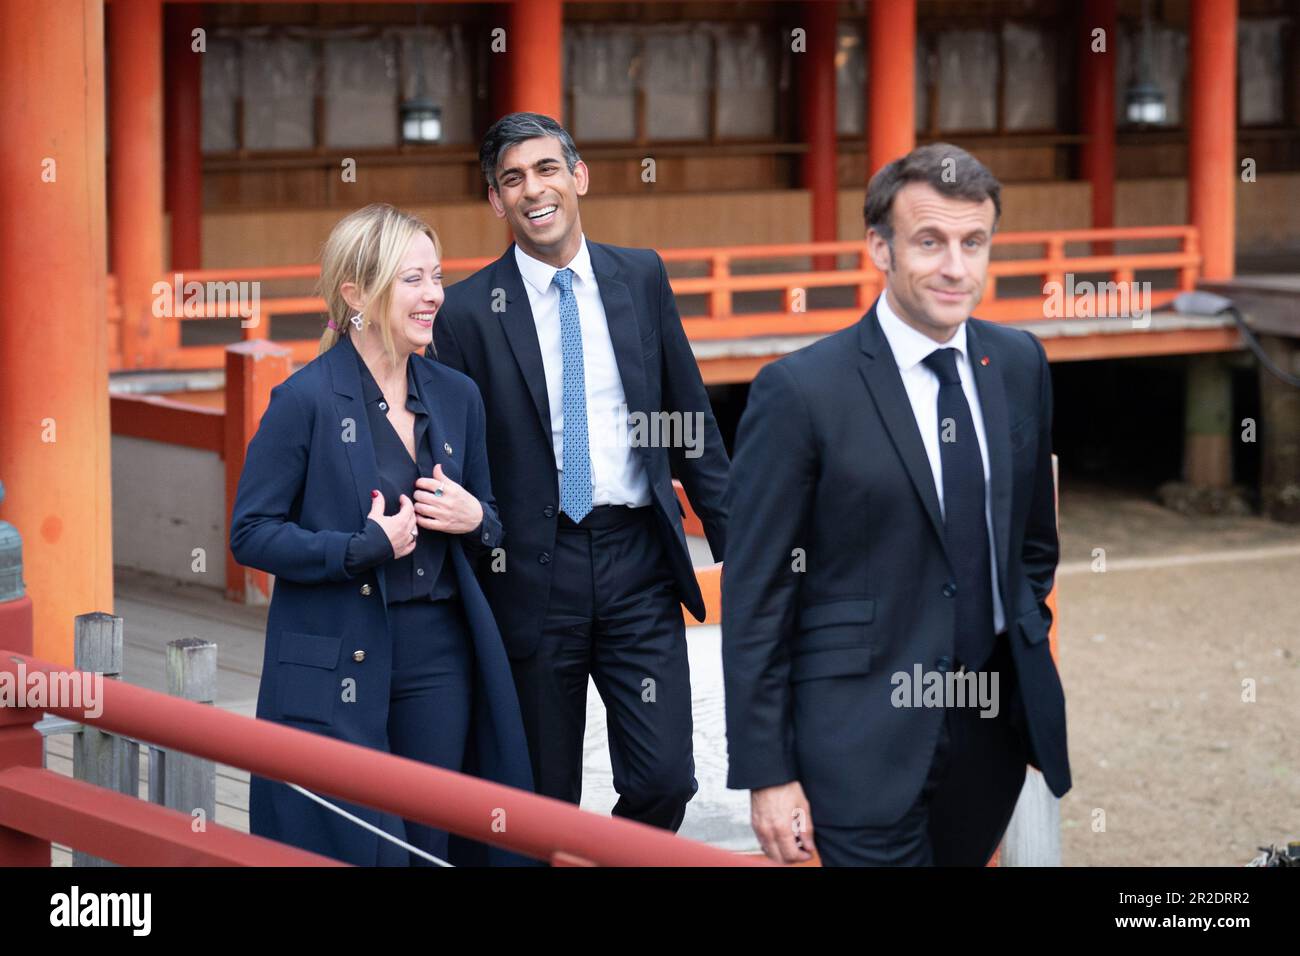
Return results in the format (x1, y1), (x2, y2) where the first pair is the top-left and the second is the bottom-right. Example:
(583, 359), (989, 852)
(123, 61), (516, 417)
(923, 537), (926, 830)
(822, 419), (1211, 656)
(0, 659), (103, 719)
(1043, 274), (1152, 329)
(589, 404), (705, 459)
(152, 273), (261, 328)
(891, 663), (1000, 718)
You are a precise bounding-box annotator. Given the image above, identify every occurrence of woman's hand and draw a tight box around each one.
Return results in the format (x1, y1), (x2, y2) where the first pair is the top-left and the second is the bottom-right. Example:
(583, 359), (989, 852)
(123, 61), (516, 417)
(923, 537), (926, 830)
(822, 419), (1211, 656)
(413, 464), (484, 534)
(369, 489), (418, 558)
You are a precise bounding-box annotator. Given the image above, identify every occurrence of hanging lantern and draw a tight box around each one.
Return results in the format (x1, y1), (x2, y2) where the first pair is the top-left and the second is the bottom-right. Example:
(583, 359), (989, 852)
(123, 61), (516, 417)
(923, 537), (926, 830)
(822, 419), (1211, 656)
(401, 97), (442, 144)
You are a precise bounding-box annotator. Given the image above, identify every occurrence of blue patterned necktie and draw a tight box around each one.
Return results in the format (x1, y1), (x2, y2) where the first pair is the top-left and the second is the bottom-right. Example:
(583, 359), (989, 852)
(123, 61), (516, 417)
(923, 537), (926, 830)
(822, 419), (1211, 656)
(922, 347), (996, 672)
(553, 268), (593, 523)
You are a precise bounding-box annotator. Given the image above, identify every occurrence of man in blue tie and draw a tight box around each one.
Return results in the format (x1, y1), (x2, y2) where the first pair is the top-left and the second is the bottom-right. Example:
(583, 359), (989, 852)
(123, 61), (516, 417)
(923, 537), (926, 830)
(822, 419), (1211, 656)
(722, 144), (1070, 865)
(430, 113), (729, 832)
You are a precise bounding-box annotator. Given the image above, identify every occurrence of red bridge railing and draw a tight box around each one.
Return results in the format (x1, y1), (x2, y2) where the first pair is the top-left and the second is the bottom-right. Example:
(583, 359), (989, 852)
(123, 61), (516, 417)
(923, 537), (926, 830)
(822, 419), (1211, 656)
(0, 621), (765, 867)
(105, 226), (1201, 372)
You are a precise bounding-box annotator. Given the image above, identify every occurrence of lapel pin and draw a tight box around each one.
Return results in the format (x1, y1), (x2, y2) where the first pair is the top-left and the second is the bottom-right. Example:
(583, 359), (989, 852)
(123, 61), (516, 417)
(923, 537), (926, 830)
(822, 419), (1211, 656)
(980, 356), (990, 367)
(444, 442), (453, 456)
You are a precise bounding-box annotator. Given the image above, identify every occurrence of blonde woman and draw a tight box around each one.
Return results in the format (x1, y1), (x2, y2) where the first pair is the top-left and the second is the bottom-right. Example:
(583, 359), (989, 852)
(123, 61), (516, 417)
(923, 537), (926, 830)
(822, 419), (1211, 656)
(230, 203), (532, 866)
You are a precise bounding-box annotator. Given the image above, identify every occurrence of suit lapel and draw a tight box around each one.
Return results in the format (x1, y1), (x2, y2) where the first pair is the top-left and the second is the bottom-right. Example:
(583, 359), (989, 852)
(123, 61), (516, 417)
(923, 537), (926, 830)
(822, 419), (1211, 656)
(412, 359), (453, 479)
(966, 320), (1013, 601)
(589, 242), (648, 419)
(326, 338), (388, 604)
(856, 306), (948, 553)
(493, 246), (553, 443)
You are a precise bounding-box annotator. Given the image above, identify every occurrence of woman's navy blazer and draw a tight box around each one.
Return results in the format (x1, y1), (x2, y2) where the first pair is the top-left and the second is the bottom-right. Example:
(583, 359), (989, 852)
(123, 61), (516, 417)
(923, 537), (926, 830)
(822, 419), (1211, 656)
(229, 338), (534, 865)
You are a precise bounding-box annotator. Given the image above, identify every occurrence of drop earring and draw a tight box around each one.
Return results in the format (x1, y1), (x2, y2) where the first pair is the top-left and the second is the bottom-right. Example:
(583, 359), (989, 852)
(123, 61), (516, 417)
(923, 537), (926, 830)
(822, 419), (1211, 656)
(350, 312), (365, 332)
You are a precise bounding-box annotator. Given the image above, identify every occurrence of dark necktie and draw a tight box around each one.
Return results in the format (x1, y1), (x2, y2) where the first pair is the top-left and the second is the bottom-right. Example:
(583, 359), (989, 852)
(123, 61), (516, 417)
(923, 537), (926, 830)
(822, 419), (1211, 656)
(921, 347), (996, 671)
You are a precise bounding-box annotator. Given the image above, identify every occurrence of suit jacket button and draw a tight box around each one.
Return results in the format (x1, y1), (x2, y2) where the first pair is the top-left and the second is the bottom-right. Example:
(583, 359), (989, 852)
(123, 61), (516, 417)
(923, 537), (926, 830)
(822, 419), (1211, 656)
(942, 582), (957, 598)
(360, 583), (373, 596)
(353, 650), (366, 663)
(538, 552), (551, 565)
(935, 656), (952, 673)
(543, 505), (555, 518)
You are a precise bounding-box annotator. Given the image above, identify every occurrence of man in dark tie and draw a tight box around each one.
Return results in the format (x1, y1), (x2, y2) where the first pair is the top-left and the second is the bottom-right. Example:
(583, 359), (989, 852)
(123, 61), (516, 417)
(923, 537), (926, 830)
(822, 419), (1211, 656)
(430, 113), (728, 832)
(722, 143), (1070, 866)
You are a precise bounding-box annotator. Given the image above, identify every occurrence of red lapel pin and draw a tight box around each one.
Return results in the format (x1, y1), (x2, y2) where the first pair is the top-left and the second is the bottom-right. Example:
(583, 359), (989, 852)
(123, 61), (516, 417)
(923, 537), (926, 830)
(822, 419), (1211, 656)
(980, 356), (990, 366)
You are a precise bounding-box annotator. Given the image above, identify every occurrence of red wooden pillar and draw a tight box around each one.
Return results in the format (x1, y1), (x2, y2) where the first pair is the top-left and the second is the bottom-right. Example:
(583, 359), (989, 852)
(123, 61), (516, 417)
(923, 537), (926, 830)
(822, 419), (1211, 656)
(504, 0), (564, 120)
(1188, 0), (1237, 280)
(1079, 0), (1117, 254)
(0, 0), (113, 668)
(165, 3), (205, 271)
(224, 342), (292, 604)
(800, 1), (839, 268)
(867, 0), (916, 177)
(109, 0), (167, 368)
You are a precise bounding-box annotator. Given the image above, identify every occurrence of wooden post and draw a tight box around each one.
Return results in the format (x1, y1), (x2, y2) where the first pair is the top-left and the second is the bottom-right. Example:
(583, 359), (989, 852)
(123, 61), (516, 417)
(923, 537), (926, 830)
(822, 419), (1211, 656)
(154, 638), (217, 826)
(504, 0), (563, 119)
(1259, 335), (1300, 522)
(1079, 0), (1116, 256)
(1183, 354), (1233, 490)
(0, 0), (113, 668)
(109, 0), (166, 367)
(72, 612), (139, 867)
(867, 0), (916, 177)
(799, 0), (838, 270)
(224, 340), (292, 604)
(1188, 0), (1237, 281)
(164, 2), (205, 273)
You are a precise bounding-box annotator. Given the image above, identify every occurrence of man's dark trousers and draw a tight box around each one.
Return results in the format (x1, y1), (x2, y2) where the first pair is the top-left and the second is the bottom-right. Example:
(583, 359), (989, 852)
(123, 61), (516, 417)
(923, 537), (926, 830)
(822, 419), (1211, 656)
(508, 505), (697, 830)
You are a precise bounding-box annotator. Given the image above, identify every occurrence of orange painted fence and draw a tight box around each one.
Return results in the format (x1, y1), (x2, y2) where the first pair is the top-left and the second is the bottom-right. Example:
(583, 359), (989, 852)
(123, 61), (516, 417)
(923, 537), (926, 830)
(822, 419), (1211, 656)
(106, 226), (1200, 372)
(0, 612), (765, 867)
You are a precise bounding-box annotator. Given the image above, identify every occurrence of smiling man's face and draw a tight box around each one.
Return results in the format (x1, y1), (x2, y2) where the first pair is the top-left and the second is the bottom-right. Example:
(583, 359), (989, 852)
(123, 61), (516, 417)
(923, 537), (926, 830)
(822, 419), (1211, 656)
(488, 135), (588, 268)
(868, 181), (996, 343)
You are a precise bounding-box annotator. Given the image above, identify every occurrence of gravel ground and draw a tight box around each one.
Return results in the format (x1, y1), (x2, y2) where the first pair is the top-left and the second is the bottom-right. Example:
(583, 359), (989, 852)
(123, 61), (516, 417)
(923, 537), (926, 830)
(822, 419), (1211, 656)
(1054, 484), (1300, 866)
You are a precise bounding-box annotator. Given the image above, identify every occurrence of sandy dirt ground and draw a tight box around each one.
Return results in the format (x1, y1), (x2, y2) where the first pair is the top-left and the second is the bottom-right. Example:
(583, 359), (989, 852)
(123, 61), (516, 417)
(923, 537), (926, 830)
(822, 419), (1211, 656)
(1054, 483), (1300, 866)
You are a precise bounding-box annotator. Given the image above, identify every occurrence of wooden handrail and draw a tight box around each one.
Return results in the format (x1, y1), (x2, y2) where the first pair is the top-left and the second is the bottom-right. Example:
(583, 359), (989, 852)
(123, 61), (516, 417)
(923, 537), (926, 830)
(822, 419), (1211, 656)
(107, 225), (1201, 371)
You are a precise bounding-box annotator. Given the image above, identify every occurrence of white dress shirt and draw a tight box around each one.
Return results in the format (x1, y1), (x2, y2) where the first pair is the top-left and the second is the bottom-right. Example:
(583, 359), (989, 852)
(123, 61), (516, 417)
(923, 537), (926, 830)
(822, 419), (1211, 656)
(875, 289), (1006, 634)
(514, 236), (652, 508)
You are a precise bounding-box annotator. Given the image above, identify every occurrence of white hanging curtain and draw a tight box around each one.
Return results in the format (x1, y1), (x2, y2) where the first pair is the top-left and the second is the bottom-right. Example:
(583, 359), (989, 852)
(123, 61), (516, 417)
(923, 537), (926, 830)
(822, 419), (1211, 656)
(642, 26), (713, 141)
(566, 24), (638, 142)
(202, 34), (241, 153)
(323, 30), (398, 149)
(835, 21), (865, 136)
(1002, 22), (1057, 131)
(240, 30), (318, 150)
(714, 23), (775, 139)
(1238, 18), (1285, 126)
(936, 29), (998, 131)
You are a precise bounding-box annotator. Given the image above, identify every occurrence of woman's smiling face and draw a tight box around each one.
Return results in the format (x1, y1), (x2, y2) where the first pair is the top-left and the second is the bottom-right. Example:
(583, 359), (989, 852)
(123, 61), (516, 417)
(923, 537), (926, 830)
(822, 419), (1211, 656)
(386, 231), (443, 355)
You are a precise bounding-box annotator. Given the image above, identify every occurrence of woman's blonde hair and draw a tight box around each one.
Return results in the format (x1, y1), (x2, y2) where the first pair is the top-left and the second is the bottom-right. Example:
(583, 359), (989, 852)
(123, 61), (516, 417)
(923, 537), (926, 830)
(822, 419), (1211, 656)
(317, 203), (442, 363)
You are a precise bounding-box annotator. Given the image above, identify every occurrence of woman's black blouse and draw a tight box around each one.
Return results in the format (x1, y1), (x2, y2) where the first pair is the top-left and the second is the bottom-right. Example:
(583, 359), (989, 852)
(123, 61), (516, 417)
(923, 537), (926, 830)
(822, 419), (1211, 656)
(340, 335), (458, 603)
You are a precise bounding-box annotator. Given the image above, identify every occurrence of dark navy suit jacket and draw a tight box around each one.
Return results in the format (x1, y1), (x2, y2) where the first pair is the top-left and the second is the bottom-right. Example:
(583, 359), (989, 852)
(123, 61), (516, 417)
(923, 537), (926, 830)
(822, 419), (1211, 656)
(722, 304), (1071, 827)
(431, 241), (729, 658)
(229, 338), (533, 865)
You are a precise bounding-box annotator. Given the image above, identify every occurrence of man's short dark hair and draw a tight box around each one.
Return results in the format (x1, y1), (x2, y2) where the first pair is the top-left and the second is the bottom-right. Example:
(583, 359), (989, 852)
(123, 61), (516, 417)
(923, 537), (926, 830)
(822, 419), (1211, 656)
(863, 143), (1002, 245)
(479, 112), (582, 194)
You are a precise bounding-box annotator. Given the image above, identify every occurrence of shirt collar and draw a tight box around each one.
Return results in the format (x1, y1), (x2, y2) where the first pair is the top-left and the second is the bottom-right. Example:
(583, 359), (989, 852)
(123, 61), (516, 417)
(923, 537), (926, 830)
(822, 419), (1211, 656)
(344, 334), (424, 413)
(875, 288), (968, 373)
(514, 234), (595, 297)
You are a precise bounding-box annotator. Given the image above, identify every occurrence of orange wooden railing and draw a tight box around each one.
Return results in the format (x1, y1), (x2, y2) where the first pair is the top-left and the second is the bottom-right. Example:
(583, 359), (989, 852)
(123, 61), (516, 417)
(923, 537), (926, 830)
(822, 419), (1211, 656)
(0, 608), (765, 867)
(105, 226), (1200, 372)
